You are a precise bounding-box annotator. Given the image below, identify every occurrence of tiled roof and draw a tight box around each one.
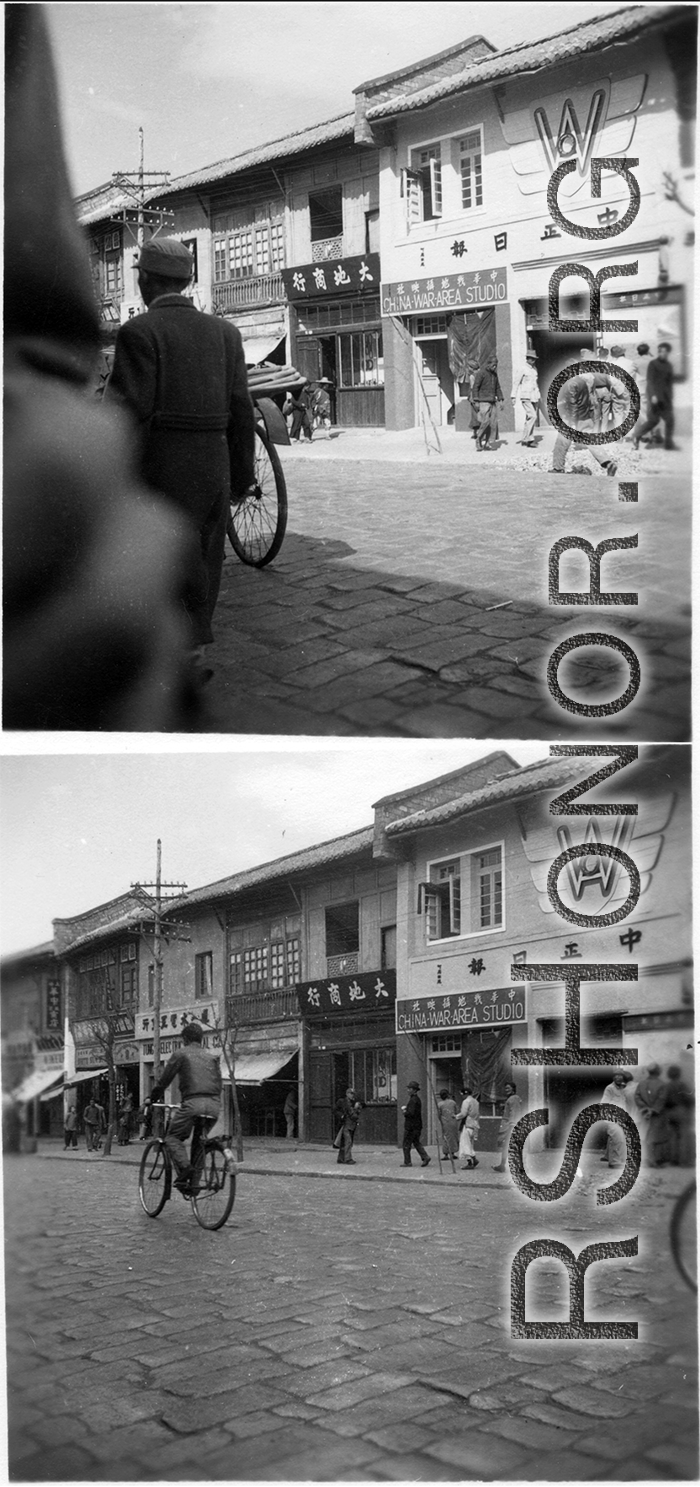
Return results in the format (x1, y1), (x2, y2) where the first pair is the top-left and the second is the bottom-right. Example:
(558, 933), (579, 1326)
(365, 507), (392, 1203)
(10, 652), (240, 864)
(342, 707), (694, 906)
(183, 825), (375, 907)
(384, 757), (587, 836)
(152, 112), (356, 196)
(75, 181), (136, 227)
(366, 5), (687, 120)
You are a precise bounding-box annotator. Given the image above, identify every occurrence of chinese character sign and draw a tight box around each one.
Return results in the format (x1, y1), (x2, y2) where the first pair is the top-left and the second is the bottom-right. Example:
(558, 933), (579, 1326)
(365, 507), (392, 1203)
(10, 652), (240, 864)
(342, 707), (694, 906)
(396, 986), (526, 1034)
(282, 254), (380, 301)
(297, 970), (396, 1017)
(381, 268), (507, 315)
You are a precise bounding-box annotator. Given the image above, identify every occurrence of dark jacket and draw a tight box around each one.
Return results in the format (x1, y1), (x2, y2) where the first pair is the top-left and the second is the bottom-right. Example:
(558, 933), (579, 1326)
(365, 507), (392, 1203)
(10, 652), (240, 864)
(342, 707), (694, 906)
(647, 357), (674, 405)
(404, 1093), (423, 1134)
(151, 1045), (222, 1104)
(472, 366), (503, 403)
(108, 296), (256, 510)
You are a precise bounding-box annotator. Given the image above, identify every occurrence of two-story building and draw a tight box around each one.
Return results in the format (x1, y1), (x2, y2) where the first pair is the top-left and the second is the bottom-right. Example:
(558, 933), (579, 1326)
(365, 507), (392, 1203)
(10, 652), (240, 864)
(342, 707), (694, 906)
(373, 746), (692, 1151)
(354, 4), (695, 432)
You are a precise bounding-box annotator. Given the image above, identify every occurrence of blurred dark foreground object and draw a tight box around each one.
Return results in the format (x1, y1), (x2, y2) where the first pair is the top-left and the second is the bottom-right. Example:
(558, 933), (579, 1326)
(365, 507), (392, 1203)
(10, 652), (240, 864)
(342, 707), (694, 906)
(3, 4), (198, 730)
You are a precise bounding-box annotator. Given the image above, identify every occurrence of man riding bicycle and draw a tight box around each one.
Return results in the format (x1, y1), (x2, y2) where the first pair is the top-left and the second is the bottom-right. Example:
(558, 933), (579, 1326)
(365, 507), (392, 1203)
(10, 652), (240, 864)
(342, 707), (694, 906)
(148, 1021), (221, 1195)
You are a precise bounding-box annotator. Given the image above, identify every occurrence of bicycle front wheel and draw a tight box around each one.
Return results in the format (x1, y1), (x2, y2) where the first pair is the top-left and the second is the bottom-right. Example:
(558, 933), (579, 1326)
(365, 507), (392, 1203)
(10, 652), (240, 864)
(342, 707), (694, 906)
(139, 1140), (169, 1218)
(190, 1142), (236, 1230)
(227, 425), (288, 568)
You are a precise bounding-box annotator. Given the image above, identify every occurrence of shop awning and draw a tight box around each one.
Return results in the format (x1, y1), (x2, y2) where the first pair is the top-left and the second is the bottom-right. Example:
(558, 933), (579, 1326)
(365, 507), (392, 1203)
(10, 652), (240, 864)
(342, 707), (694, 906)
(242, 336), (284, 367)
(10, 1068), (64, 1104)
(226, 1047), (297, 1086)
(39, 1067), (108, 1101)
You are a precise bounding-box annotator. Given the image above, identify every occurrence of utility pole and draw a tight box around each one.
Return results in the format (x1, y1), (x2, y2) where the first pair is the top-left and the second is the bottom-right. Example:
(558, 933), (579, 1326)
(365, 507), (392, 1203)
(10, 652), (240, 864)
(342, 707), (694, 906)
(111, 128), (175, 255)
(132, 840), (187, 1093)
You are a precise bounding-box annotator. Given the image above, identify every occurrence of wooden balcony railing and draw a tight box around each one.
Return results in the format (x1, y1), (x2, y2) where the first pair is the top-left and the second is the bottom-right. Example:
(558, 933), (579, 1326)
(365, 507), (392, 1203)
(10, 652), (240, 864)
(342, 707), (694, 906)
(212, 274), (286, 313)
(225, 989), (299, 1025)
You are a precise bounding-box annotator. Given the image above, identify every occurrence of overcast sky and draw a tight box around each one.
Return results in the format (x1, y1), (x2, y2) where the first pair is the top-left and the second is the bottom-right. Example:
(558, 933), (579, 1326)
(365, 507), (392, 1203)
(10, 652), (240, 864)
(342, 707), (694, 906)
(0, 742), (548, 955)
(45, 1), (634, 196)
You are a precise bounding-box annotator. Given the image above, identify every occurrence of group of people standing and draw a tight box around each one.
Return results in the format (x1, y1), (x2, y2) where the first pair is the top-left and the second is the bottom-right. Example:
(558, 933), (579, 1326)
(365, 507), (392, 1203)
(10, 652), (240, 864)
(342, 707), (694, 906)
(436, 1082), (522, 1173)
(604, 1063), (694, 1169)
(508, 340), (677, 471)
(283, 380), (333, 442)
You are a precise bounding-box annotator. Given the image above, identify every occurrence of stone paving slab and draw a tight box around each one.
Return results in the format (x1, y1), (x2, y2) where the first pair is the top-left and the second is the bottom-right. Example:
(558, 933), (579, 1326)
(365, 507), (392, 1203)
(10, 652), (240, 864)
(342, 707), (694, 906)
(7, 1144), (697, 1480)
(204, 454), (691, 739)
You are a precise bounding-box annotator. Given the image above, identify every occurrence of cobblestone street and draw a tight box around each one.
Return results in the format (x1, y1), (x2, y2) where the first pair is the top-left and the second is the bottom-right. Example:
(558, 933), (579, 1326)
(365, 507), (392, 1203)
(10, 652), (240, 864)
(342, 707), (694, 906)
(5, 1144), (697, 1481)
(205, 441), (690, 739)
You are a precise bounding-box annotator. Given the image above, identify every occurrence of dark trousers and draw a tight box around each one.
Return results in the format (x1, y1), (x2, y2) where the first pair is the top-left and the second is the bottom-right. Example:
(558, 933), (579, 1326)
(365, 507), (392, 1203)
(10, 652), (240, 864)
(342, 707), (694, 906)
(403, 1131), (428, 1165)
(64, 1128), (78, 1148)
(337, 1127), (355, 1164)
(635, 400), (674, 448)
(165, 1096), (220, 1178)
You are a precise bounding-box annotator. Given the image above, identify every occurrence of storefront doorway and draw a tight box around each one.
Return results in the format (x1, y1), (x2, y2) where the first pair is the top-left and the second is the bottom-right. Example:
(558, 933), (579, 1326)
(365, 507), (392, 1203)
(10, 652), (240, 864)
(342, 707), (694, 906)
(415, 338), (454, 426)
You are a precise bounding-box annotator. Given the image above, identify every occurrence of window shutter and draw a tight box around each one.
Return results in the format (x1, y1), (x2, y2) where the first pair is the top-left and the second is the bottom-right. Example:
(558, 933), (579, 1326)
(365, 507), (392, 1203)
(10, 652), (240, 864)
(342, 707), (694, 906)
(401, 168), (421, 226)
(429, 157), (442, 217)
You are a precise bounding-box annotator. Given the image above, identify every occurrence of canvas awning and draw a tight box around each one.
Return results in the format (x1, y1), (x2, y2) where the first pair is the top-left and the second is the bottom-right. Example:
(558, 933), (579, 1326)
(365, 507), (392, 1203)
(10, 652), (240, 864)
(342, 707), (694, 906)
(11, 1068), (64, 1104)
(40, 1067), (108, 1101)
(226, 1047), (297, 1086)
(242, 335), (284, 367)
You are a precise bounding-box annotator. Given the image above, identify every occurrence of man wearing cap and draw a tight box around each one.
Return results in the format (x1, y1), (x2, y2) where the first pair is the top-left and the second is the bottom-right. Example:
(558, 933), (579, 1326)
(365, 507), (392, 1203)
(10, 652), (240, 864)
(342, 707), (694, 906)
(108, 238), (256, 675)
(511, 348), (540, 446)
(401, 1081), (430, 1169)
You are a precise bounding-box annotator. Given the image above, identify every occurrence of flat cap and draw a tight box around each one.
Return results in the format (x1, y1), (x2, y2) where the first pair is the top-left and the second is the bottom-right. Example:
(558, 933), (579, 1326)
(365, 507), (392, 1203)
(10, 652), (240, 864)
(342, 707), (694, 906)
(407, 1081), (420, 1090)
(138, 237), (194, 278)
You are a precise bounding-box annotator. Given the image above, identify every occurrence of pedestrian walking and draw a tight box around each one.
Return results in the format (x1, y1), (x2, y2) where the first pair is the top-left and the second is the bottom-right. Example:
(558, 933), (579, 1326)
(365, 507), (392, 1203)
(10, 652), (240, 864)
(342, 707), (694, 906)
(63, 1105), (78, 1150)
(665, 1066), (694, 1167)
(493, 1081), (523, 1172)
(634, 1063), (670, 1166)
(632, 343), (677, 449)
(83, 1098), (101, 1152)
(288, 382), (314, 443)
(457, 1086), (480, 1170)
(472, 356), (504, 450)
(137, 1100), (152, 1141)
(118, 1093), (134, 1146)
(436, 1089), (460, 1161)
(335, 1088), (360, 1165)
(401, 1082), (430, 1168)
(107, 237), (257, 686)
(283, 1088), (298, 1139)
(511, 349), (540, 445)
(600, 1069), (634, 1168)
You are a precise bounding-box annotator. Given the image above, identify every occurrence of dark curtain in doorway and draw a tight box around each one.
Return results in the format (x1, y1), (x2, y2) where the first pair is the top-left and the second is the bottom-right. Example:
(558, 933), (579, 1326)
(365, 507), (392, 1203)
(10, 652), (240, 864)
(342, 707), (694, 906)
(464, 1028), (511, 1101)
(447, 307), (496, 388)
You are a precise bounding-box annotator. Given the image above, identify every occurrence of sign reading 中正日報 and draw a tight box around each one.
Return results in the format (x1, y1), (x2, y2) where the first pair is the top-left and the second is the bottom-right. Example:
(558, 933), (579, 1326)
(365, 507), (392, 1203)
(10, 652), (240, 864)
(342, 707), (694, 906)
(396, 986), (526, 1034)
(381, 268), (508, 316)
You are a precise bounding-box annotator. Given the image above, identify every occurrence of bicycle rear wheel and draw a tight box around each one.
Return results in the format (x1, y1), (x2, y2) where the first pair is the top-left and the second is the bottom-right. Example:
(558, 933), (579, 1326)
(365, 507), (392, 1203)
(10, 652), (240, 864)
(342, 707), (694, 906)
(190, 1142), (235, 1230)
(227, 425), (287, 568)
(139, 1140), (169, 1217)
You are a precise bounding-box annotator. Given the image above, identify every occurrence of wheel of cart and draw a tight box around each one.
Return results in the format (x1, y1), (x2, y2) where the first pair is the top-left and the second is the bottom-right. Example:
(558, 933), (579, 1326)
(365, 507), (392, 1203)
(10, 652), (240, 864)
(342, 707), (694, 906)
(227, 418), (288, 568)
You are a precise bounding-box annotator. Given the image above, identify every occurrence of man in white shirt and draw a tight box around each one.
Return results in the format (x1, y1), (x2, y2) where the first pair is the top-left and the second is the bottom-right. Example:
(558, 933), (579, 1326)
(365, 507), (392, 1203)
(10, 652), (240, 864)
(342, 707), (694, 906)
(511, 349), (540, 446)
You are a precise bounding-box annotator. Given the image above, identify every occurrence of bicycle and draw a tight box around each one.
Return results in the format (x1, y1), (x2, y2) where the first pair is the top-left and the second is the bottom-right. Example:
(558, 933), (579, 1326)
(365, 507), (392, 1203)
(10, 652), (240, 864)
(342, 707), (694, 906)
(138, 1104), (236, 1231)
(227, 420), (287, 568)
(670, 1179), (697, 1293)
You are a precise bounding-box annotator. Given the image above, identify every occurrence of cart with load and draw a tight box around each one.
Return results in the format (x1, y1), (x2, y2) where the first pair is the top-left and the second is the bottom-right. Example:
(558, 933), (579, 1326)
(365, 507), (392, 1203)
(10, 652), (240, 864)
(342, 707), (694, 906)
(229, 362), (307, 568)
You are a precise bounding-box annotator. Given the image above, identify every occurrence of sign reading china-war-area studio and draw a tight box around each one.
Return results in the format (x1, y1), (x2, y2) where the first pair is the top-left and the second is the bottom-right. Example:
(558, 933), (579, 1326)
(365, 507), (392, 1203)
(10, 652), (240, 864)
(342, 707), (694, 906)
(381, 268), (508, 317)
(296, 969), (396, 1018)
(397, 987), (526, 1034)
(282, 253), (380, 301)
